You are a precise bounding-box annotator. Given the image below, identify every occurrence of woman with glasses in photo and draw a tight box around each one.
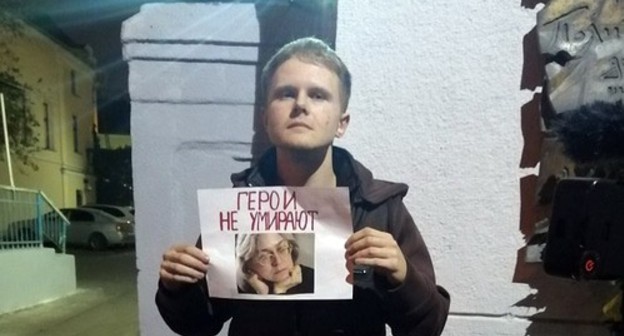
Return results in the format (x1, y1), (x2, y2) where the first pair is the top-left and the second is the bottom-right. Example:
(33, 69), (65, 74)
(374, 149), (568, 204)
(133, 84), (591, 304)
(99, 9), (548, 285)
(236, 233), (314, 295)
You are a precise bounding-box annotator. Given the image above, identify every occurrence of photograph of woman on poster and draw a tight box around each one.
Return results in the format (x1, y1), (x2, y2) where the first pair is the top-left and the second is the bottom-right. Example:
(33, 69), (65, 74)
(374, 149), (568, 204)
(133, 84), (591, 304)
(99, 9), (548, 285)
(236, 233), (314, 295)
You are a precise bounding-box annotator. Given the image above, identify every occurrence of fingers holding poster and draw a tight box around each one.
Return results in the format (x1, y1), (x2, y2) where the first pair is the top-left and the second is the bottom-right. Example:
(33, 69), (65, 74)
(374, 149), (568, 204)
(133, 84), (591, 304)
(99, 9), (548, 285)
(198, 186), (352, 300)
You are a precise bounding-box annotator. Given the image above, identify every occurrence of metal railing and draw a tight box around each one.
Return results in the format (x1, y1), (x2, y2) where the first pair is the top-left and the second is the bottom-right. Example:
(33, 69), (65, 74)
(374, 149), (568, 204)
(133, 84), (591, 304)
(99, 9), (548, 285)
(0, 185), (68, 253)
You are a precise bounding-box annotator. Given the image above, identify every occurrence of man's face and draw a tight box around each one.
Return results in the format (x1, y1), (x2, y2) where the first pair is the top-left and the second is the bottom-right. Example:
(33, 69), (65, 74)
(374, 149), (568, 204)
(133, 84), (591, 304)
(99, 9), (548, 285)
(264, 57), (349, 151)
(249, 233), (294, 283)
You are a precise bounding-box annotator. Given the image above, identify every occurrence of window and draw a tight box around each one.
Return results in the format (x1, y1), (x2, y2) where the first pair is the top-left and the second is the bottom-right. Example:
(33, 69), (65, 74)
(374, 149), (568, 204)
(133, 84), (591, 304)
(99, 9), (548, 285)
(89, 206), (124, 218)
(72, 115), (79, 153)
(70, 70), (78, 96)
(43, 102), (54, 150)
(75, 190), (84, 208)
(72, 209), (95, 222)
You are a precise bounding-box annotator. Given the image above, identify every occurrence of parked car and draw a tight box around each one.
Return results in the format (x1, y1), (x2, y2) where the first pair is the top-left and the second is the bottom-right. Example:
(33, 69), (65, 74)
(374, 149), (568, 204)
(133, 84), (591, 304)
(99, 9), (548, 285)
(80, 204), (135, 226)
(61, 207), (134, 250)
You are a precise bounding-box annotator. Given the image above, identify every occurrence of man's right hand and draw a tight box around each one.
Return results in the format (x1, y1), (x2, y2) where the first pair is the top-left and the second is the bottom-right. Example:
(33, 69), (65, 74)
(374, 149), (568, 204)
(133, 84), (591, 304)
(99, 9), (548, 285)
(160, 244), (209, 291)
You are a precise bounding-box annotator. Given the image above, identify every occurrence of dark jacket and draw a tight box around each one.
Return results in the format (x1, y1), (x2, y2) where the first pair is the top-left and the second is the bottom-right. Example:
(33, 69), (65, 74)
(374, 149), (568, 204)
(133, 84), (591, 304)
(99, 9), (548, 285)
(156, 146), (450, 336)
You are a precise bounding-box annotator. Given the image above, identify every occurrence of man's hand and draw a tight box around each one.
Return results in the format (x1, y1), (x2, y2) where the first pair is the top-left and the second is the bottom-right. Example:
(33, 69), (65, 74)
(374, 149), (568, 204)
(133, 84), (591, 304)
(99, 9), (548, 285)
(344, 227), (407, 287)
(160, 244), (209, 291)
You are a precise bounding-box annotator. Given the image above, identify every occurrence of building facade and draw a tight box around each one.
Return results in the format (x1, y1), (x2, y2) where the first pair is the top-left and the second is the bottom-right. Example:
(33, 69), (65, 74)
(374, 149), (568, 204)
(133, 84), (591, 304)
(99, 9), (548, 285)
(0, 17), (97, 208)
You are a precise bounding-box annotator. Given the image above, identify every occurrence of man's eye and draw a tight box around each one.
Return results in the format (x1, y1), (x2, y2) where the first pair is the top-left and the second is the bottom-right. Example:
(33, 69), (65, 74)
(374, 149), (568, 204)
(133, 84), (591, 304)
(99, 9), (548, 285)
(310, 92), (325, 100)
(278, 90), (295, 99)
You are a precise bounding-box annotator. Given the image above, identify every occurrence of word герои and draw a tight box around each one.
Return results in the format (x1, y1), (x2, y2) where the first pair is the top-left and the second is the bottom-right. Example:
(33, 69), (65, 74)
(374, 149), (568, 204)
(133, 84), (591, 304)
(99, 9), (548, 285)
(219, 190), (318, 232)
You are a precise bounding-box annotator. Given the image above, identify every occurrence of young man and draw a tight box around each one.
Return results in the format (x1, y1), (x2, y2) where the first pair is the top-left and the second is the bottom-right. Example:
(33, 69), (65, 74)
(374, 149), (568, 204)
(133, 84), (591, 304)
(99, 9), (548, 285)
(157, 37), (450, 336)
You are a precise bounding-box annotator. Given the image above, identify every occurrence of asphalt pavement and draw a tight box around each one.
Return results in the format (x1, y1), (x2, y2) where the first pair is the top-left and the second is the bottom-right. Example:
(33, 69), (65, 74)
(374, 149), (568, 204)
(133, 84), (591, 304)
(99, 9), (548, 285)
(0, 247), (138, 336)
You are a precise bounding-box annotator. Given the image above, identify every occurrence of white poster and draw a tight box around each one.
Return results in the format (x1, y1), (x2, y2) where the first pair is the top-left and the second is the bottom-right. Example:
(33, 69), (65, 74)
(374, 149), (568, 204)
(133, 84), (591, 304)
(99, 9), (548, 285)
(198, 186), (353, 300)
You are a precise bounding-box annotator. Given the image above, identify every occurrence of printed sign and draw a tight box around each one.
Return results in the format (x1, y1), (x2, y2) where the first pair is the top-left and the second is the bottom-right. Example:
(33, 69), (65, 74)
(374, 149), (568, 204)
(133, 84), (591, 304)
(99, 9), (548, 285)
(198, 186), (353, 300)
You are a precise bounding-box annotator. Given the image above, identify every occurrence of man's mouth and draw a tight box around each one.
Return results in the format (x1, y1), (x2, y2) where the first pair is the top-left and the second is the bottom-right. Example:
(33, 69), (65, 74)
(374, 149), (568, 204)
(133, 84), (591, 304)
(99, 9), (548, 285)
(288, 122), (312, 129)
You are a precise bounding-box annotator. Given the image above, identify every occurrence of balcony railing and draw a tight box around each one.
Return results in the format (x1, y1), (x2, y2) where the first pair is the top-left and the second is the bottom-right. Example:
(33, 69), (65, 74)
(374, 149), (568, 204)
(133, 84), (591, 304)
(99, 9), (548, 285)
(0, 186), (68, 253)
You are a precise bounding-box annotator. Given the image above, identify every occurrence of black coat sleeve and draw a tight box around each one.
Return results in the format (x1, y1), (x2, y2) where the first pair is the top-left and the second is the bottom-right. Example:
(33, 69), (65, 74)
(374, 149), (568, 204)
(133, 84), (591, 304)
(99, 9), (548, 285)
(155, 238), (234, 336)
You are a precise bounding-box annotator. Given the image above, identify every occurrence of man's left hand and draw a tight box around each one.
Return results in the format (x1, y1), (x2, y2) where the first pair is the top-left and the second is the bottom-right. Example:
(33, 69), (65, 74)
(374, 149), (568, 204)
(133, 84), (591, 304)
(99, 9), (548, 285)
(345, 227), (407, 287)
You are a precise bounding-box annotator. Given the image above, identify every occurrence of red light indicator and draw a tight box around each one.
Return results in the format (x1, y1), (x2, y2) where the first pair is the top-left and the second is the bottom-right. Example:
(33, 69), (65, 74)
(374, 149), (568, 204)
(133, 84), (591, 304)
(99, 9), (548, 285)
(584, 259), (595, 273)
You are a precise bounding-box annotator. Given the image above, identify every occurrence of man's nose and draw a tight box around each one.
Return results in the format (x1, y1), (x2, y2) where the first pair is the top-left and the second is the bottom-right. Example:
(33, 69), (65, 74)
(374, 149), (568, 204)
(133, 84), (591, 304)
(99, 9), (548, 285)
(294, 92), (309, 114)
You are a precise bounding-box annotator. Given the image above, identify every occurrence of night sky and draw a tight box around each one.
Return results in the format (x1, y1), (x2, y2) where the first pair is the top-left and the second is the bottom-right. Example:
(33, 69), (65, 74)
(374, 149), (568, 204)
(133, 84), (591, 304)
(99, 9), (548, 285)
(13, 0), (258, 134)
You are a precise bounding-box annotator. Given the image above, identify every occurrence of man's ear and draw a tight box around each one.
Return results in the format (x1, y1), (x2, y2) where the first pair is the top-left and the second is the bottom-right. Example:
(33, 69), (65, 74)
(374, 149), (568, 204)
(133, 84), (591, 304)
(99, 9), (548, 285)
(335, 112), (350, 138)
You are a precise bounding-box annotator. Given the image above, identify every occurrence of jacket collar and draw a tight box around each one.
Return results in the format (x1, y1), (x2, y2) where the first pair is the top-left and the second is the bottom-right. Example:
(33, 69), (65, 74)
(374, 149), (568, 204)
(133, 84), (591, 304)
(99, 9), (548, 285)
(230, 146), (408, 205)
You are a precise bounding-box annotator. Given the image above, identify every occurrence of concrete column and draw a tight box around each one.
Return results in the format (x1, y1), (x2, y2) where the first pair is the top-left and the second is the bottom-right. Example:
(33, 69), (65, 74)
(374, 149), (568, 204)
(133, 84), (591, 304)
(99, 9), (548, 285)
(123, 4), (258, 335)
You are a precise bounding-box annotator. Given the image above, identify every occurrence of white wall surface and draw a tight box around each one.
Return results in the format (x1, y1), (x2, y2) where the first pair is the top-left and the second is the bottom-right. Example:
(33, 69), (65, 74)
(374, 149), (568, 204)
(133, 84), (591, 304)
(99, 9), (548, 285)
(337, 1), (614, 335)
(0, 248), (76, 314)
(127, 1), (617, 335)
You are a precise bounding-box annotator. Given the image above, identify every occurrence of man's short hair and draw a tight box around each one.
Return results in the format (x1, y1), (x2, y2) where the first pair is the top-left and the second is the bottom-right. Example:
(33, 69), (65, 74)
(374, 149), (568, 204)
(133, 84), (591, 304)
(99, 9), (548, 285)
(260, 37), (352, 112)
